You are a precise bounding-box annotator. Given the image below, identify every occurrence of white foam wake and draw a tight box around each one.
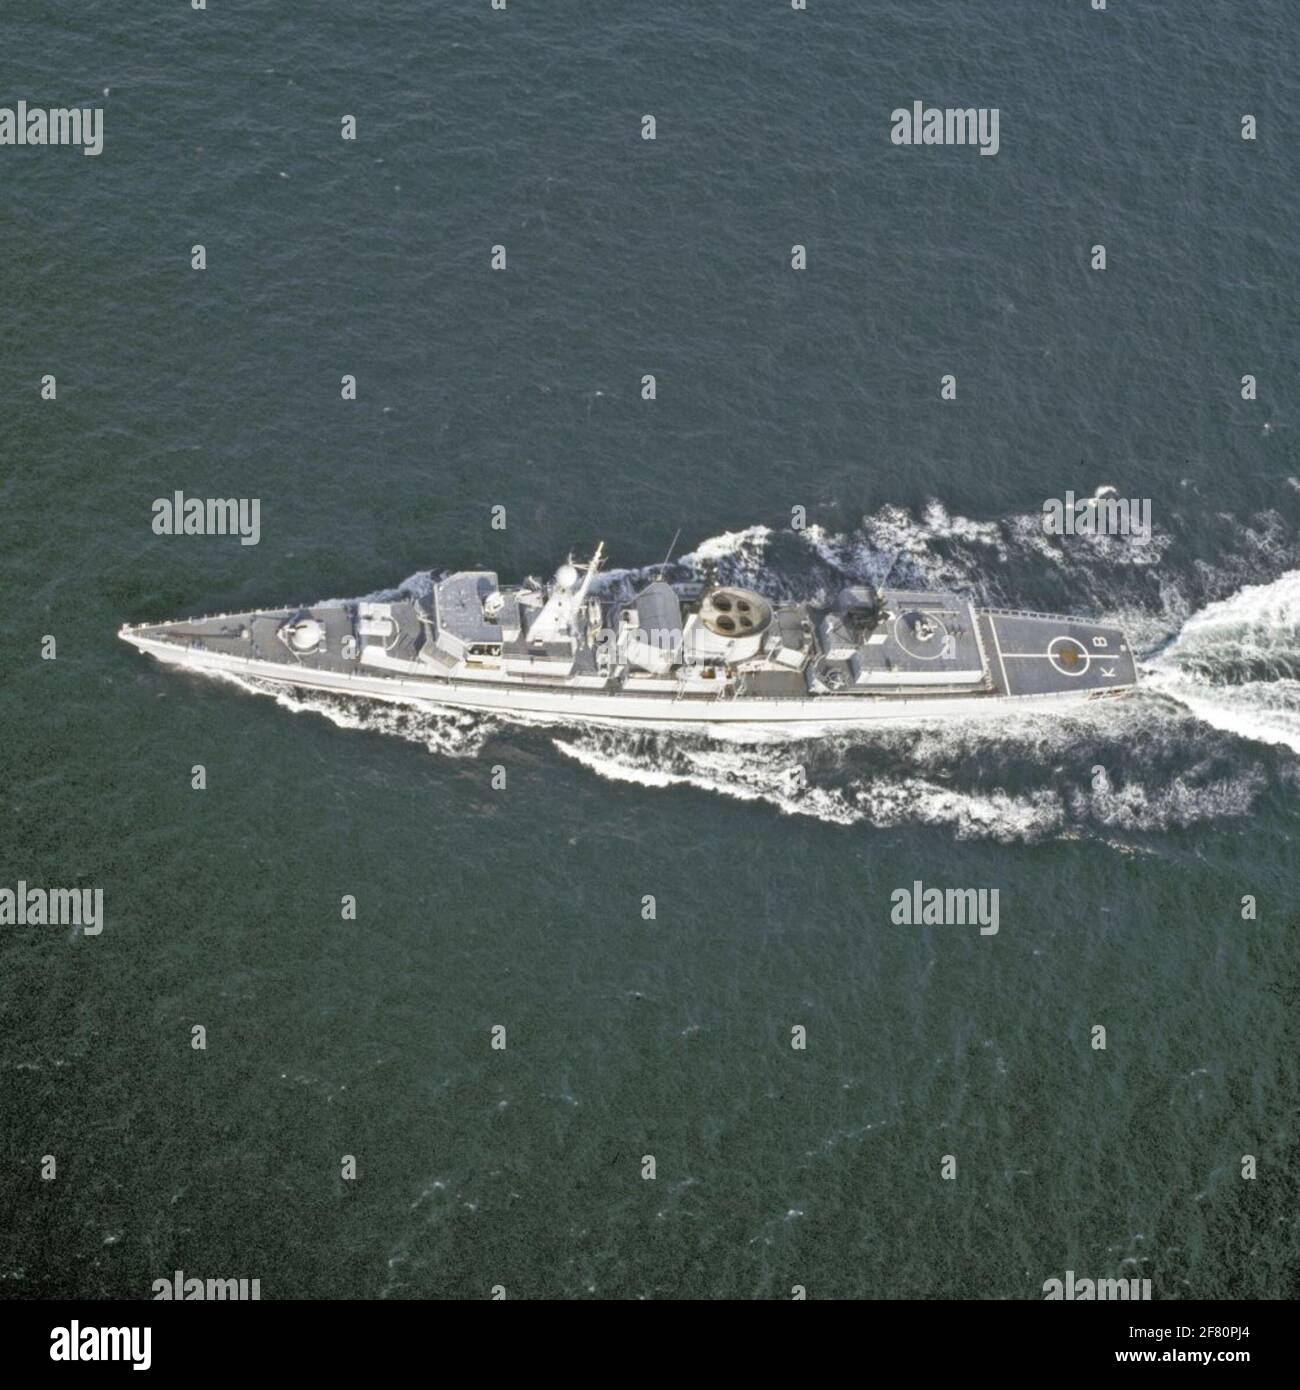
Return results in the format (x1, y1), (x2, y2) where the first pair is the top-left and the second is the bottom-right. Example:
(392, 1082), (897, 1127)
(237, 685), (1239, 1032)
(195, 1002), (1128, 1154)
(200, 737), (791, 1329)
(209, 670), (491, 758)
(1145, 569), (1300, 753)
(551, 719), (1263, 842)
(552, 735), (864, 825)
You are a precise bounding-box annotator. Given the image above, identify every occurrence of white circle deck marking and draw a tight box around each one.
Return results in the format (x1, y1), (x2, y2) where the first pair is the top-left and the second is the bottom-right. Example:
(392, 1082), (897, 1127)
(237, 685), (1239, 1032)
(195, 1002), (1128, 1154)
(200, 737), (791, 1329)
(893, 611), (950, 661)
(1047, 635), (1090, 677)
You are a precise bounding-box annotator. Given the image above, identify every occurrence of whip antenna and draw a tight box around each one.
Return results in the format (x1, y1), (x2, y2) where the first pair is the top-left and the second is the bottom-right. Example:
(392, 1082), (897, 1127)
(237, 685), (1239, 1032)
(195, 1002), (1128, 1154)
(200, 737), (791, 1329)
(657, 527), (682, 578)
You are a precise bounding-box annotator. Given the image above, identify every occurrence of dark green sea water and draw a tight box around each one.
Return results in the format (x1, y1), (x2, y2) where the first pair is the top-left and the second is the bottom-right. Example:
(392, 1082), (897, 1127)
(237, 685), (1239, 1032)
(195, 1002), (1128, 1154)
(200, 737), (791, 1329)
(2, 1), (1298, 1299)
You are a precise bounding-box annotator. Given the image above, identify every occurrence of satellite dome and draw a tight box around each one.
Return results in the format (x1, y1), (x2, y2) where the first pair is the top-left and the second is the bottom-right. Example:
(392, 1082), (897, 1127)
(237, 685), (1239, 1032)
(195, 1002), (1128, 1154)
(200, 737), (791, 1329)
(555, 563), (580, 590)
(285, 617), (325, 652)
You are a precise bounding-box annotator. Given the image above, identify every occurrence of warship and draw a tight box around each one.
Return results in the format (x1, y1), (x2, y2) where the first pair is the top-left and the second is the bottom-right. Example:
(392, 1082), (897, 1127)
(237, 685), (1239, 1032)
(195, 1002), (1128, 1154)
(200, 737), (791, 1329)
(119, 543), (1137, 727)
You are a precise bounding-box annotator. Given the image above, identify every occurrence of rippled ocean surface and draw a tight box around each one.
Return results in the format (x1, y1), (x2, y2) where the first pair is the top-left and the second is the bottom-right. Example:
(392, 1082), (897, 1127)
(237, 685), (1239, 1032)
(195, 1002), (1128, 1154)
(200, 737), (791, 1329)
(2, 1), (1297, 1299)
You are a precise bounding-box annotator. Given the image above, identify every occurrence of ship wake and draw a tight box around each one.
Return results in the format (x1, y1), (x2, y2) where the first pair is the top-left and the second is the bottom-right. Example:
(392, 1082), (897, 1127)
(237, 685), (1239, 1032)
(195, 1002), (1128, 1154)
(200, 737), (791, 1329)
(207, 670), (493, 759)
(1141, 569), (1300, 754)
(549, 702), (1265, 844)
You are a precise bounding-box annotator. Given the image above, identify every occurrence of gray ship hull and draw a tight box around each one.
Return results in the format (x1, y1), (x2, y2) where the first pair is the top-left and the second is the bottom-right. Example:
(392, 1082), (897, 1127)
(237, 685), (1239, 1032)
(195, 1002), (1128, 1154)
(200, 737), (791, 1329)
(120, 547), (1138, 730)
(120, 592), (1137, 730)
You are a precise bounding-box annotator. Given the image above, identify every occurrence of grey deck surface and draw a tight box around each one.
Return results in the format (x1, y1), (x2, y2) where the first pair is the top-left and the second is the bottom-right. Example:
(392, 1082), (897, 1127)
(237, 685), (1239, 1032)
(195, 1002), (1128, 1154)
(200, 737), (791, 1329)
(856, 593), (984, 678)
(978, 611), (1136, 696)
